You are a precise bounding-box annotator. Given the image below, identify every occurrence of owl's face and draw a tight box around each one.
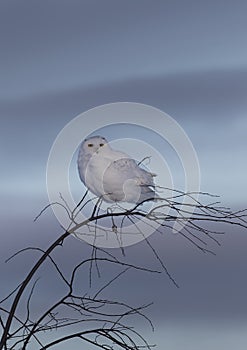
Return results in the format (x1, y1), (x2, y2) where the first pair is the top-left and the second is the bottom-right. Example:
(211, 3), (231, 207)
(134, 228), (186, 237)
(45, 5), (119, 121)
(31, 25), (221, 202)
(81, 136), (109, 155)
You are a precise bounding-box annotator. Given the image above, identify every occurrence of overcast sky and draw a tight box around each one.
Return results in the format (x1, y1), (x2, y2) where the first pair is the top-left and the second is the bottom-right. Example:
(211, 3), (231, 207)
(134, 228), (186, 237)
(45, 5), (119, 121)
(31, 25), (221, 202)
(1, 1), (247, 349)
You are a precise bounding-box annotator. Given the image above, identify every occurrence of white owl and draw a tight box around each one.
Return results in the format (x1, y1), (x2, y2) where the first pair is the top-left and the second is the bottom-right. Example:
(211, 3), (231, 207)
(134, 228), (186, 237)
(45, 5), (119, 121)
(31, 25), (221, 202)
(77, 136), (158, 204)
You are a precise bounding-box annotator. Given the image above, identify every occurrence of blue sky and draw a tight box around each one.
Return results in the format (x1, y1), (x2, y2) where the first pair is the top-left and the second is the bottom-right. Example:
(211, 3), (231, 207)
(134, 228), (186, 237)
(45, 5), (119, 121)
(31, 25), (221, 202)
(1, 1), (247, 349)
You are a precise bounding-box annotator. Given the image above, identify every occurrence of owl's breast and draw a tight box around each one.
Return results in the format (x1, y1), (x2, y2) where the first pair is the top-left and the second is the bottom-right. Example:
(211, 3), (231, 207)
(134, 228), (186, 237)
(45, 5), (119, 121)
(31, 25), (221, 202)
(84, 154), (113, 198)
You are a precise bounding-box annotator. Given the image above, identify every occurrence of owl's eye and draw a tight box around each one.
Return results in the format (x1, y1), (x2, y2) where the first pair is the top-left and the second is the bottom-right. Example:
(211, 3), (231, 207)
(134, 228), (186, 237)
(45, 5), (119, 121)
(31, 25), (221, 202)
(88, 143), (93, 147)
(99, 143), (104, 147)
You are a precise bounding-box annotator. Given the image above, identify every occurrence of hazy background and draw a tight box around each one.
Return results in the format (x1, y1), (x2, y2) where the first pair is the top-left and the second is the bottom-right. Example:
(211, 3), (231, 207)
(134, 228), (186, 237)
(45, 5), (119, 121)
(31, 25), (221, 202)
(1, 1), (247, 349)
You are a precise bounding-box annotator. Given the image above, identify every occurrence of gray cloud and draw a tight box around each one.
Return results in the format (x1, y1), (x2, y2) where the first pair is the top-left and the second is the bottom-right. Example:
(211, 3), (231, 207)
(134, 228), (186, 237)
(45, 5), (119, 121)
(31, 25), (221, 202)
(1, 0), (247, 99)
(2, 68), (247, 120)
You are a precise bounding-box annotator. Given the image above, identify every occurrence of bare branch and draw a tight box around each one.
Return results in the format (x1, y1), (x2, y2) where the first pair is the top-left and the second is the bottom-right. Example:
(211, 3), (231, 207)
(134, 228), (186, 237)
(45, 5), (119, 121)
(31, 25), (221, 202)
(1, 188), (247, 350)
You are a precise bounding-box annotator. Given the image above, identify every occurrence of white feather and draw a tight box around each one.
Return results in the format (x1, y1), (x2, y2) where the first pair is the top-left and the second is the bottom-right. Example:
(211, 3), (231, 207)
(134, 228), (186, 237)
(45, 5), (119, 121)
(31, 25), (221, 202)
(77, 136), (158, 204)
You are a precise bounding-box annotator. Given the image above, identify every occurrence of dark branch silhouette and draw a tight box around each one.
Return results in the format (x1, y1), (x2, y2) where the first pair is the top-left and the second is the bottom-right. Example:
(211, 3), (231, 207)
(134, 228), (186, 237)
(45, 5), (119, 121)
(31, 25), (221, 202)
(1, 188), (247, 349)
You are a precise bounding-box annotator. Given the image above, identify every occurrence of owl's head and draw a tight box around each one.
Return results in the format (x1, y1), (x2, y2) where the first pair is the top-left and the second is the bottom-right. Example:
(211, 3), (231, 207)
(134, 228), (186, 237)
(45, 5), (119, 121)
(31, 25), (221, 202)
(81, 136), (109, 155)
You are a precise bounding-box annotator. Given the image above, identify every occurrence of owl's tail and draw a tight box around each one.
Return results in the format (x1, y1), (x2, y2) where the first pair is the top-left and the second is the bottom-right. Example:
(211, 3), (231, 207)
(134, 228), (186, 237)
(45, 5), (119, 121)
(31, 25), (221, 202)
(137, 185), (160, 205)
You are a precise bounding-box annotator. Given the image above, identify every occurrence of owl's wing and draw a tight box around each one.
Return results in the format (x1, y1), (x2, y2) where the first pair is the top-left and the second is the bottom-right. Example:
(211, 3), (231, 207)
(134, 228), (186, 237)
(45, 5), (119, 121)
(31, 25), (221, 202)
(112, 158), (155, 185)
(103, 157), (157, 203)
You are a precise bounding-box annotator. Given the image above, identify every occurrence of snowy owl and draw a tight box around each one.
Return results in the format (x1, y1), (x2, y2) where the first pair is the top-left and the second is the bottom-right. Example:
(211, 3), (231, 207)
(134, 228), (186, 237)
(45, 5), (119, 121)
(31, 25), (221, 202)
(77, 136), (158, 204)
